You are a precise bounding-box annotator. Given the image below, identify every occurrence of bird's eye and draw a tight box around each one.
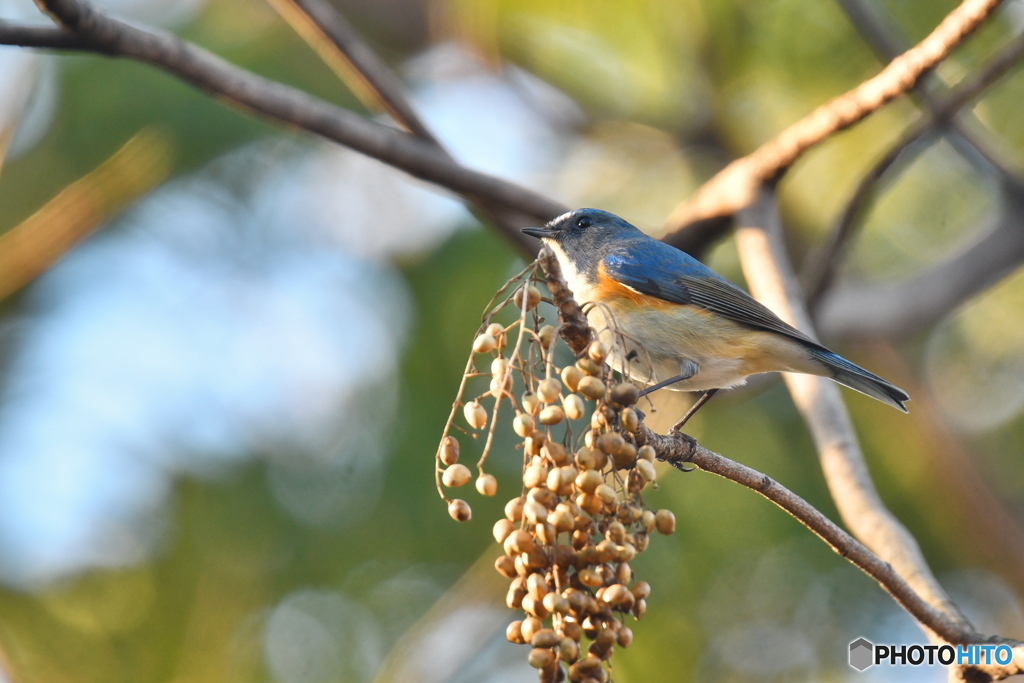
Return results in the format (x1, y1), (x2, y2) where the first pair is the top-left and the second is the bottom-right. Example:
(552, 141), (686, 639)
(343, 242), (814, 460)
(575, 216), (593, 229)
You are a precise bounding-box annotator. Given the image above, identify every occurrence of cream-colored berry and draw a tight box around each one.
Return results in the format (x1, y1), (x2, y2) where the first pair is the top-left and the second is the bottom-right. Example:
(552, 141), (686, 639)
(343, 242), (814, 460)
(447, 499), (471, 521)
(476, 473), (498, 496)
(440, 435), (459, 465)
(472, 333), (496, 354)
(563, 393), (585, 420)
(463, 401), (487, 429)
(537, 378), (562, 403)
(513, 413), (534, 437)
(539, 405), (564, 425)
(635, 458), (657, 484)
(442, 464), (472, 487)
(561, 365), (583, 393)
(655, 509), (676, 535)
(577, 376), (606, 400)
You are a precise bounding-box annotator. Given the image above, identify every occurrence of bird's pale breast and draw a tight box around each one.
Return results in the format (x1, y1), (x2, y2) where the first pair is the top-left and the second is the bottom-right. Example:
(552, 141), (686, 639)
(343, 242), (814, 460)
(558, 254), (820, 390)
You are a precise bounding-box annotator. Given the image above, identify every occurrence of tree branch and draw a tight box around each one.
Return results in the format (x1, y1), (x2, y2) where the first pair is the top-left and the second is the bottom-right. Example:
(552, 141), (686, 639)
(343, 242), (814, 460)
(633, 425), (980, 644)
(731, 190), (1024, 681)
(3, 2), (567, 248)
(661, 0), (1004, 239)
(0, 130), (172, 300)
(802, 31), (1024, 306)
(263, 0), (439, 142)
(0, 21), (103, 52)
(734, 189), (971, 628)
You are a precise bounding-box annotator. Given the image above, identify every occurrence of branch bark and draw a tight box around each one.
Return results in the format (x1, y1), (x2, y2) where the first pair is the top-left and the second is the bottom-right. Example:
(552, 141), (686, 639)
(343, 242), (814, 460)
(263, 0), (439, 142)
(735, 189), (969, 628)
(3, 2), (567, 246)
(662, 0), (1004, 240)
(731, 190), (1024, 680)
(0, 130), (172, 299)
(802, 4), (1024, 305)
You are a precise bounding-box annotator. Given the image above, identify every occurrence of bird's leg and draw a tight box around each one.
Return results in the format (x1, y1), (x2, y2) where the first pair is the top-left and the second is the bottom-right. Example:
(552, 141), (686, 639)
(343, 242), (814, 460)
(637, 360), (699, 397)
(669, 388), (719, 435)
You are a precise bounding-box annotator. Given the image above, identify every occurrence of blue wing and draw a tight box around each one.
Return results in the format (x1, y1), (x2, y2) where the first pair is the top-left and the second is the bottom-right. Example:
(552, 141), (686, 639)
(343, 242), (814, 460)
(603, 242), (821, 348)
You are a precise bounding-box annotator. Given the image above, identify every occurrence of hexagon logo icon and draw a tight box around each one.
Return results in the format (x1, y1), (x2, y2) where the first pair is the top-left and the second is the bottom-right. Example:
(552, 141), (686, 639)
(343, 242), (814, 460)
(849, 637), (874, 671)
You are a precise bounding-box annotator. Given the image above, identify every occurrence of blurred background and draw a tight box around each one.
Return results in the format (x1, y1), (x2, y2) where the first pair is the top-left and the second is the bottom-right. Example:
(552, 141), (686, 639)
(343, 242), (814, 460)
(1, 0), (1023, 680)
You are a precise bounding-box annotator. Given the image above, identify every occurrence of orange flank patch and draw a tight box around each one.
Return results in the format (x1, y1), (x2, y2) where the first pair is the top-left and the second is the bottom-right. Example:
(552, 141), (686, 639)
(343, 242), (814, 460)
(594, 267), (682, 310)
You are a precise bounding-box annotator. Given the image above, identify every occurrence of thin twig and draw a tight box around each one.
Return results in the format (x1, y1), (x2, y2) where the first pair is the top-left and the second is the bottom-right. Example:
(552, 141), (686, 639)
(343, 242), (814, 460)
(833, 0), (1012, 176)
(662, 0), (1004, 237)
(633, 424), (975, 644)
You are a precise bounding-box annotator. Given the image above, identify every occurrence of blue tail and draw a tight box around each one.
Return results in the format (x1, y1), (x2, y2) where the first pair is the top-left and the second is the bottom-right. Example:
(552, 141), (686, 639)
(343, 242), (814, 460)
(809, 349), (909, 412)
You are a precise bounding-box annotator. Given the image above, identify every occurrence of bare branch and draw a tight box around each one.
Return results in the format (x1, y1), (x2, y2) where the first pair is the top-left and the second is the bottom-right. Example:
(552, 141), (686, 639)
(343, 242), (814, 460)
(732, 190), (1024, 680)
(802, 31), (1024, 305)
(263, 0), (439, 142)
(258, 0), (556, 254)
(0, 21), (101, 52)
(662, 0), (1003, 238)
(734, 190), (969, 626)
(5, 2), (567, 246)
(634, 425), (980, 644)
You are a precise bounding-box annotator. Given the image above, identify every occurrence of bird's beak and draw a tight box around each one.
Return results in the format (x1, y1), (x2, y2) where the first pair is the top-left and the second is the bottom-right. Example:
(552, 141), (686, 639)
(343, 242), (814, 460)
(522, 226), (555, 239)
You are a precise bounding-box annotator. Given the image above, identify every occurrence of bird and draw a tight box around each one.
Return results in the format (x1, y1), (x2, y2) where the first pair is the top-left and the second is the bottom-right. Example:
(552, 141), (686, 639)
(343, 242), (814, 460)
(522, 208), (909, 429)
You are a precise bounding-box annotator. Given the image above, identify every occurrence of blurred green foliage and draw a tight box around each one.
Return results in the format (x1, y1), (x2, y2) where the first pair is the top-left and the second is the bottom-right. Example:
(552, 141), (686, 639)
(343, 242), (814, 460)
(1, 0), (1024, 681)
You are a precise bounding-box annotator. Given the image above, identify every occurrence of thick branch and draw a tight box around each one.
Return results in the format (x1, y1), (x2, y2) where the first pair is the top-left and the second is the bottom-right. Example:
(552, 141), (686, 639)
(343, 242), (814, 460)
(662, 0), (1003, 237)
(732, 191), (1024, 680)
(734, 190), (969, 625)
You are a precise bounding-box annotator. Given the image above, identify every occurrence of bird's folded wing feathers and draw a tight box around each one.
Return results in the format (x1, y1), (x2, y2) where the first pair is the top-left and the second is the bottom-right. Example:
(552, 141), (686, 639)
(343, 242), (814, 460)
(603, 255), (824, 349)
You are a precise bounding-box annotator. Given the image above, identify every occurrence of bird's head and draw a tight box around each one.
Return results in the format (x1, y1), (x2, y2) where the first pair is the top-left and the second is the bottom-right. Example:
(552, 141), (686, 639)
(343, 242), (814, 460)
(523, 208), (642, 277)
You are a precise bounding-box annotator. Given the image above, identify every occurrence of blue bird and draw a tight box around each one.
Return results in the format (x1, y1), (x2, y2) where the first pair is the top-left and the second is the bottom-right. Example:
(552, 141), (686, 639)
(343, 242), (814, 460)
(523, 208), (908, 427)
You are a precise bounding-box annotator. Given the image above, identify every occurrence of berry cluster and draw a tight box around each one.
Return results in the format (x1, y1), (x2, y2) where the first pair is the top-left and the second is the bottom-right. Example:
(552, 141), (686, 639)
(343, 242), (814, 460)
(435, 266), (674, 682)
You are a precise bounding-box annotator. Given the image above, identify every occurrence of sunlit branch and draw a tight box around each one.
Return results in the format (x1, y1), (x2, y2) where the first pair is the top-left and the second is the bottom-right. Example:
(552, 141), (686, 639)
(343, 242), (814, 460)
(802, 31), (1024, 306)
(259, 0), (546, 253)
(733, 190), (1024, 681)
(263, 0), (439, 142)
(5, 1), (566, 246)
(662, 0), (1004, 239)
(0, 130), (172, 300)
